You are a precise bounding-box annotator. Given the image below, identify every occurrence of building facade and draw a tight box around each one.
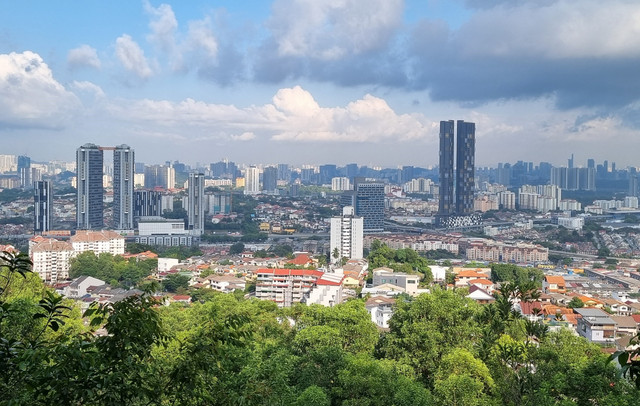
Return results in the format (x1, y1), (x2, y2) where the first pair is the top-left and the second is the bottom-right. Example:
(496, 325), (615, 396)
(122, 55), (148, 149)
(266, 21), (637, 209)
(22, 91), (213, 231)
(244, 166), (260, 195)
(34, 180), (53, 233)
(353, 178), (385, 233)
(187, 173), (205, 235)
(113, 145), (134, 230)
(76, 143), (104, 229)
(439, 120), (476, 217)
(439, 120), (455, 215)
(329, 206), (364, 263)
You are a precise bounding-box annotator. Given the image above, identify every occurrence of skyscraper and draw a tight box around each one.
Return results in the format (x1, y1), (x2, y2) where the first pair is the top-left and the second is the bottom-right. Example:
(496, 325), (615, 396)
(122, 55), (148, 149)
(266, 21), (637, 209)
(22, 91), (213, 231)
(113, 144), (134, 230)
(17, 155), (31, 189)
(455, 120), (475, 215)
(262, 166), (278, 193)
(244, 166), (260, 195)
(439, 120), (476, 216)
(187, 173), (205, 235)
(439, 120), (455, 215)
(34, 180), (52, 233)
(330, 206), (364, 263)
(352, 178), (384, 233)
(76, 143), (104, 229)
(133, 190), (163, 221)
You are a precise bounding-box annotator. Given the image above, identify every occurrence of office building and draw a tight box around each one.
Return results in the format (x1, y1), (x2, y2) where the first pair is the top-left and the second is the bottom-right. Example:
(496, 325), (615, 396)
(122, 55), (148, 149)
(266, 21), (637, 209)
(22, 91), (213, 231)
(34, 180), (53, 233)
(76, 143), (104, 229)
(262, 166), (278, 193)
(330, 206), (364, 263)
(319, 164), (337, 185)
(277, 163), (290, 182)
(187, 173), (205, 235)
(113, 145), (134, 230)
(439, 120), (476, 216)
(353, 178), (385, 233)
(133, 190), (163, 221)
(244, 166), (260, 195)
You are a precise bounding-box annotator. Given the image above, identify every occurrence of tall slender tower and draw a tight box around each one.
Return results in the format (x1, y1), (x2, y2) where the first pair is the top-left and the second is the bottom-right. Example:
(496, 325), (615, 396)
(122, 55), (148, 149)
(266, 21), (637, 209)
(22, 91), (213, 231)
(455, 120), (475, 215)
(113, 145), (135, 230)
(34, 180), (52, 233)
(439, 121), (455, 215)
(187, 173), (205, 235)
(76, 143), (104, 229)
(330, 206), (364, 263)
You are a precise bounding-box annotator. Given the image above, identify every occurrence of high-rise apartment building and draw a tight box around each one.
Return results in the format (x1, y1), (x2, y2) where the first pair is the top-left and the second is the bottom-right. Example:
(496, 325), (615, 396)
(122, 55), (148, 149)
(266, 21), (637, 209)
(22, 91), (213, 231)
(187, 173), (205, 235)
(17, 155), (31, 188)
(34, 180), (53, 233)
(244, 166), (260, 195)
(144, 164), (175, 189)
(133, 190), (163, 221)
(455, 120), (476, 215)
(76, 143), (104, 229)
(113, 145), (134, 230)
(330, 206), (364, 263)
(438, 120), (475, 216)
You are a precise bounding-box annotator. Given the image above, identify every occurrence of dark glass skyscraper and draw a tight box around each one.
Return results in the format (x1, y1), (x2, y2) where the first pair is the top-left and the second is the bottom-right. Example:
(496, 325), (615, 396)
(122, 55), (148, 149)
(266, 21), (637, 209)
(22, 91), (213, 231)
(187, 173), (205, 235)
(439, 120), (475, 216)
(34, 180), (52, 233)
(455, 120), (475, 215)
(353, 178), (384, 233)
(262, 166), (278, 193)
(76, 143), (104, 229)
(439, 120), (455, 215)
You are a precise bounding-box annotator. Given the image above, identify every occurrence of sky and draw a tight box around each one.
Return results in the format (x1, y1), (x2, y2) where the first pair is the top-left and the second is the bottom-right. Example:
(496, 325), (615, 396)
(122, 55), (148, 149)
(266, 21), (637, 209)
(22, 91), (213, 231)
(1, 0), (640, 169)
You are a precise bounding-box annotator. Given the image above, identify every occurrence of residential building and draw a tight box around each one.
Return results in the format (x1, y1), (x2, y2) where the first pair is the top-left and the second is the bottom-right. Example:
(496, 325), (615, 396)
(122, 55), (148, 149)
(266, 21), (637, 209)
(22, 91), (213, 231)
(255, 268), (324, 307)
(372, 268), (419, 296)
(439, 120), (476, 217)
(113, 145), (134, 230)
(64, 276), (106, 298)
(17, 155), (31, 188)
(30, 238), (74, 284)
(331, 177), (351, 191)
(365, 296), (395, 329)
(144, 164), (175, 189)
(71, 230), (125, 256)
(439, 120), (455, 215)
(262, 166), (278, 193)
(244, 166), (260, 195)
(542, 275), (567, 294)
(33, 180), (53, 233)
(76, 143), (104, 229)
(133, 190), (163, 221)
(329, 206), (364, 263)
(464, 238), (548, 263)
(575, 308), (617, 343)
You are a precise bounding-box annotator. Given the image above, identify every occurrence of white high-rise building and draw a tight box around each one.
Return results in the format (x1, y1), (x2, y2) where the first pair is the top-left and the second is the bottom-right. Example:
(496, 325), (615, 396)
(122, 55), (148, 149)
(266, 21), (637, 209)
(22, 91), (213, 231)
(244, 166), (260, 195)
(331, 177), (351, 191)
(113, 145), (135, 230)
(330, 206), (364, 264)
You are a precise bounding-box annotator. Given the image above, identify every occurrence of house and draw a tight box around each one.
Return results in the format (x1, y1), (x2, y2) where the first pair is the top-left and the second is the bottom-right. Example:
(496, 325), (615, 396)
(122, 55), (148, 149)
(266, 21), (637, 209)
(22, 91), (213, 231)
(286, 253), (314, 268)
(361, 283), (406, 297)
(305, 273), (344, 307)
(205, 274), (246, 293)
(64, 276), (106, 299)
(372, 268), (419, 296)
(365, 296), (396, 329)
(574, 308), (617, 343)
(467, 278), (494, 293)
(611, 315), (637, 337)
(455, 270), (490, 288)
(466, 286), (495, 304)
(600, 298), (633, 316)
(518, 301), (545, 322)
(542, 275), (566, 294)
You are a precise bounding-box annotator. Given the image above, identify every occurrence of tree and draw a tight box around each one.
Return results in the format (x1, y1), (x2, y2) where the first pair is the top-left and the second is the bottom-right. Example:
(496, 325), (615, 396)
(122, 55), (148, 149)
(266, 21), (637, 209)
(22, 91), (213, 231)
(567, 297), (584, 309)
(162, 274), (190, 292)
(229, 242), (245, 255)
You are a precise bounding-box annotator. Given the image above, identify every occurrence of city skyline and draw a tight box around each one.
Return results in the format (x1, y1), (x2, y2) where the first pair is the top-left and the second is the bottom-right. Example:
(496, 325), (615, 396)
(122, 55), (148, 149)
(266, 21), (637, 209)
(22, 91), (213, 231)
(2, 1), (640, 167)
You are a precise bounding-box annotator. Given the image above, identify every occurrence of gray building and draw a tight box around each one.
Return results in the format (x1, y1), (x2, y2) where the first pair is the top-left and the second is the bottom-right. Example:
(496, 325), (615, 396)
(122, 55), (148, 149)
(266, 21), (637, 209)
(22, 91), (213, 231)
(133, 190), (163, 222)
(34, 180), (52, 233)
(113, 145), (134, 230)
(353, 178), (385, 233)
(187, 173), (205, 235)
(262, 166), (278, 193)
(455, 120), (475, 215)
(439, 120), (455, 215)
(76, 143), (104, 229)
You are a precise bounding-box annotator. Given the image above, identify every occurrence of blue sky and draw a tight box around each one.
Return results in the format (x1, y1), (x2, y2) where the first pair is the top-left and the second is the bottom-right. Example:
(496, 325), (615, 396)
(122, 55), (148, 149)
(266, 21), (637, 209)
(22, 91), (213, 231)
(1, 0), (640, 168)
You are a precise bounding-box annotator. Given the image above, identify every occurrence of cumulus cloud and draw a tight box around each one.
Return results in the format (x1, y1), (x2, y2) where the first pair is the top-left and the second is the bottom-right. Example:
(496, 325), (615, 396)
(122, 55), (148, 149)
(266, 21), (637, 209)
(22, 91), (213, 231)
(70, 81), (105, 98)
(144, 0), (178, 55)
(115, 34), (153, 80)
(0, 51), (80, 129)
(67, 45), (101, 70)
(108, 86), (429, 143)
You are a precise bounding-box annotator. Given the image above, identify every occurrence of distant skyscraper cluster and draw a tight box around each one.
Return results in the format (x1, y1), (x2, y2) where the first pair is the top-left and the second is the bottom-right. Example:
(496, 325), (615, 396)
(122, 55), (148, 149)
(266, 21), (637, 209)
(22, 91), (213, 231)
(439, 120), (476, 216)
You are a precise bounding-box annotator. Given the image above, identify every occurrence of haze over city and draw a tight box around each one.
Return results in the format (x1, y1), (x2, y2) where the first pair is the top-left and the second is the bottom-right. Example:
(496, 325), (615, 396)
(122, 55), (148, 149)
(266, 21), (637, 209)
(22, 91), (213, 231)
(2, 0), (640, 167)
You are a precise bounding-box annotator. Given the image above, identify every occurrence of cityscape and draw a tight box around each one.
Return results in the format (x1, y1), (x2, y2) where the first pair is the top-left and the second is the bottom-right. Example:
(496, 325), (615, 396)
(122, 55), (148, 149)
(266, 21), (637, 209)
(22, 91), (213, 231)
(3, 1), (640, 404)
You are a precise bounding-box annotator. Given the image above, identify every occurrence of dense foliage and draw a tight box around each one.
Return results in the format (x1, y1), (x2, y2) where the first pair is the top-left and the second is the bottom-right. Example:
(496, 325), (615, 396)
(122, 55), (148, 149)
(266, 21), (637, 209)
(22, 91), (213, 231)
(368, 240), (433, 284)
(1, 250), (638, 405)
(69, 251), (157, 288)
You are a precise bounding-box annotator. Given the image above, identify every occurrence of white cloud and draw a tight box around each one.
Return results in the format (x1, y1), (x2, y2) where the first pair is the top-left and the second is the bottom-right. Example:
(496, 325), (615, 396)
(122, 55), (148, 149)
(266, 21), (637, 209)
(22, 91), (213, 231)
(0, 51), (80, 128)
(70, 81), (105, 98)
(267, 0), (404, 60)
(230, 132), (256, 141)
(67, 45), (101, 70)
(109, 86), (429, 144)
(144, 0), (178, 55)
(115, 34), (153, 79)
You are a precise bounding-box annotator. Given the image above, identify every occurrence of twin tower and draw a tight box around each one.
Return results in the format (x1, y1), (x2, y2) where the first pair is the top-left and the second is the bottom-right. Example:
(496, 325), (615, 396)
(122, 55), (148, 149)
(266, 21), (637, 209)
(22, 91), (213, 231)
(438, 120), (476, 216)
